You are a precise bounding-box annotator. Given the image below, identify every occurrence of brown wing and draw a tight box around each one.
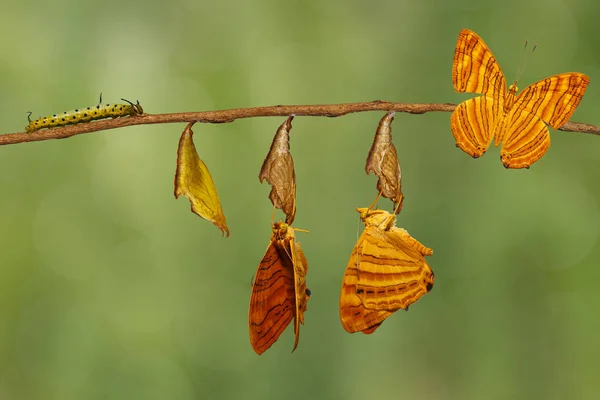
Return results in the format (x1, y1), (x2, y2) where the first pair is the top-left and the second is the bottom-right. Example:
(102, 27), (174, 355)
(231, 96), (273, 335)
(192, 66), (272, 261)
(339, 231), (394, 334)
(249, 235), (295, 355)
(498, 73), (589, 169)
(290, 240), (310, 351)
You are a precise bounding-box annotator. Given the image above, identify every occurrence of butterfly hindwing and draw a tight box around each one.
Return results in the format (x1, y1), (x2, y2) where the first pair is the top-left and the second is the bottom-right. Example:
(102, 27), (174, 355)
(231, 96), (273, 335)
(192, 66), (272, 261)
(452, 28), (507, 103)
(450, 96), (496, 158)
(249, 233), (296, 355)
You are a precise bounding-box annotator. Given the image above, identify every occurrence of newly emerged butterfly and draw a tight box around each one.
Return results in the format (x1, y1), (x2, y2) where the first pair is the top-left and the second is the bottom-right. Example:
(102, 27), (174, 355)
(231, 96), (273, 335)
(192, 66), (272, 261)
(249, 221), (310, 354)
(451, 29), (589, 169)
(25, 95), (143, 133)
(340, 207), (434, 334)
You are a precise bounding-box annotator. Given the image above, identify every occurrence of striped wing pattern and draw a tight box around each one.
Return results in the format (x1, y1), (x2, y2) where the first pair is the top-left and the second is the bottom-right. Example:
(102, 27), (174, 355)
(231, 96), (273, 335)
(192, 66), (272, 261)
(340, 209), (434, 334)
(450, 96), (497, 158)
(451, 29), (589, 169)
(498, 73), (589, 168)
(290, 241), (309, 351)
(452, 28), (507, 102)
(249, 223), (310, 354)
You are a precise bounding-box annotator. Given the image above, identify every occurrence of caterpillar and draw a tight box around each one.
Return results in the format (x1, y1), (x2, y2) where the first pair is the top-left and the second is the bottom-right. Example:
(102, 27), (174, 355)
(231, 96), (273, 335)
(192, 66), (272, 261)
(25, 95), (143, 133)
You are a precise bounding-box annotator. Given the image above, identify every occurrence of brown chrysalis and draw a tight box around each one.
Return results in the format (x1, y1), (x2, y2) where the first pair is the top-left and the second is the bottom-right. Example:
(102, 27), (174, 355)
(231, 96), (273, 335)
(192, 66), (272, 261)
(365, 111), (403, 213)
(259, 116), (296, 223)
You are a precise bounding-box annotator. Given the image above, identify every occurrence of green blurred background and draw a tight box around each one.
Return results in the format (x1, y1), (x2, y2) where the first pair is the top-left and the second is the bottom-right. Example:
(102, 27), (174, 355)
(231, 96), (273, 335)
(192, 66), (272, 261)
(1, 0), (599, 398)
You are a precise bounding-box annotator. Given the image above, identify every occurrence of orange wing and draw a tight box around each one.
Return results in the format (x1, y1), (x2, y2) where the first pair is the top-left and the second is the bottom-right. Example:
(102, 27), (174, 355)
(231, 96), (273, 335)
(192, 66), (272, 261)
(339, 208), (434, 334)
(451, 29), (506, 159)
(451, 28), (590, 169)
(249, 222), (310, 354)
(452, 29), (507, 101)
(498, 73), (589, 168)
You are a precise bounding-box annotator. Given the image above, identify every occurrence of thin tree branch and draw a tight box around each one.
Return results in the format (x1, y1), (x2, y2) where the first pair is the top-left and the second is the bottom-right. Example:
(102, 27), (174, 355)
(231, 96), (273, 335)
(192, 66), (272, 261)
(1, 100), (598, 146)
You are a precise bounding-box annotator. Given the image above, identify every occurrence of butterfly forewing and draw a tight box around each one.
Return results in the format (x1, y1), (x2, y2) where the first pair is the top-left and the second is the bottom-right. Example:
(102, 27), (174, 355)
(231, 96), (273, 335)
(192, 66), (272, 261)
(511, 73), (590, 129)
(452, 29), (507, 103)
(355, 225), (434, 312)
(249, 235), (296, 354)
(340, 233), (395, 334)
(339, 209), (434, 334)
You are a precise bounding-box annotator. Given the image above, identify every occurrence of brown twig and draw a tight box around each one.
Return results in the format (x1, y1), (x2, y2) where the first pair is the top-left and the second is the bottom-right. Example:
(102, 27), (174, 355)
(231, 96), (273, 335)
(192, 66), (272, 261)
(1, 101), (598, 146)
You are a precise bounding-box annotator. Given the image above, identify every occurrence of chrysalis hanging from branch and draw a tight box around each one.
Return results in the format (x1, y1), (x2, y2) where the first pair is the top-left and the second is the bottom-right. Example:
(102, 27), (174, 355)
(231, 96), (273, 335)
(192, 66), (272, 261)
(365, 111), (404, 213)
(174, 122), (229, 236)
(259, 116), (296, 224)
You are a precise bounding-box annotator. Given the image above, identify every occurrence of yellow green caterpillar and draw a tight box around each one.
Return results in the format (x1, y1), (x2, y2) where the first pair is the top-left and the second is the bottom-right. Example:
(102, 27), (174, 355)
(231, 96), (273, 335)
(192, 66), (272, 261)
(26, 95), (143, 133)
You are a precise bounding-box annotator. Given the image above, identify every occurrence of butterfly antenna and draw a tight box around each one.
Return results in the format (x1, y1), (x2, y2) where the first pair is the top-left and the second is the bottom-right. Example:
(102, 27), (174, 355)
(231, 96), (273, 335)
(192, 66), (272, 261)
(26, 111), (33, 122)
(514, 40), (538, 89)
(354, 212), (362, 272)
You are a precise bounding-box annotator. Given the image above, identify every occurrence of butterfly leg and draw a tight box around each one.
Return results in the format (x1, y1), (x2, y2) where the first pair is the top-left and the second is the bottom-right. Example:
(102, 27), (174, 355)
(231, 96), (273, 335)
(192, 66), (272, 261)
(367, 191), (382, 212)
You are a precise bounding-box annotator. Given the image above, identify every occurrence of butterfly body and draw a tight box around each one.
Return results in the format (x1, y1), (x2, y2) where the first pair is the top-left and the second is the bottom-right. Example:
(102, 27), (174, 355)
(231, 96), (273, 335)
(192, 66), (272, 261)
(451, 29), (589, 169)
(249, 222), (310, 354)
(339, 208), (434, 334)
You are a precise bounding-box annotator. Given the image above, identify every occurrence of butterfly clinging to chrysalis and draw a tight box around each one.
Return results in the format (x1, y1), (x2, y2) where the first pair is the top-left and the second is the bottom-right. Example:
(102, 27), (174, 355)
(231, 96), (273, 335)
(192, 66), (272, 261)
(249, 221), (311, 354)
(451, 28), (589, 169)
(339, 206), (434, 334)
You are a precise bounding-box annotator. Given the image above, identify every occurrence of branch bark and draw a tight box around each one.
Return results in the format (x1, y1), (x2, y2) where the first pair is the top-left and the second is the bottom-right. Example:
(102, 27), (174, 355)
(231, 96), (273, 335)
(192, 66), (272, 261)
(1, 100), (598, 146)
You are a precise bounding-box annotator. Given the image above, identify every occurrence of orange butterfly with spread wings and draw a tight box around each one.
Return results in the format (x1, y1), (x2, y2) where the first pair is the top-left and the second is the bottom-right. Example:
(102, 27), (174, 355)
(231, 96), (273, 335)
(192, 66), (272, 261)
(451, 29), (589, 169)
(249, 221), (310, 354)
(339, 207), (434, 334)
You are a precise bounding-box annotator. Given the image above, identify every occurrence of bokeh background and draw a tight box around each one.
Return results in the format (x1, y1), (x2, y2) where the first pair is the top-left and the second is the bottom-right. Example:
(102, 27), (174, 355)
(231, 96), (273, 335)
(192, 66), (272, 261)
(1, 0), (599, 399)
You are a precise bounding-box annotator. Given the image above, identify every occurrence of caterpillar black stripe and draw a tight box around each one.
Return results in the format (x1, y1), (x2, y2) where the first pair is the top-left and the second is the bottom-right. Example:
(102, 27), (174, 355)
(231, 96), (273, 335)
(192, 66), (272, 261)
(26, 95), (143, 133)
